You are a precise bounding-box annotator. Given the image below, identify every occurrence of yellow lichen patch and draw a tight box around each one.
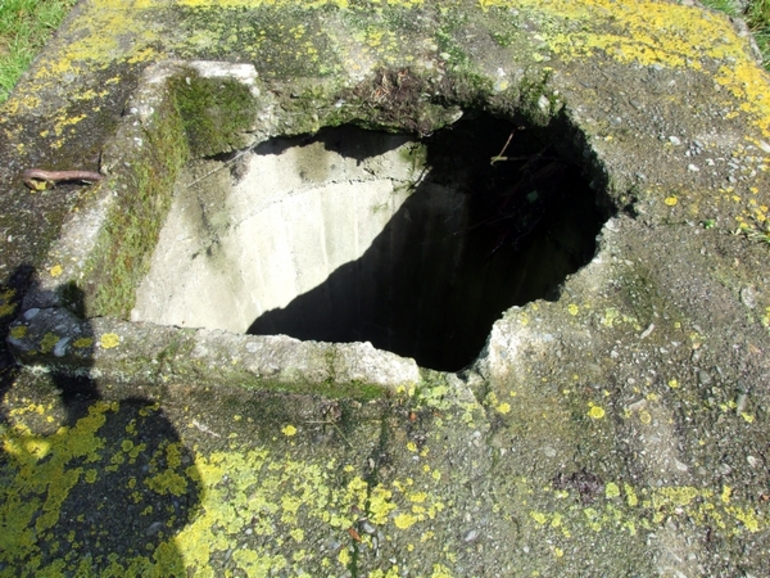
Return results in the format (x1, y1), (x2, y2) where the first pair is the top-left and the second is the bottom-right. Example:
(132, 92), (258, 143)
(479, 0), (770, 138)
(368, 567), (401, 578)
(624, 483), (638, 507)
(495, 402), (511, 415)
(176, 0), (352, 7)
(52, 113), (87, 138)
(430, 563), (454, 578)
(524, 476), (766, 549)
(394, 512), (419, 529)
(600, 307), (619, 327)
(99, 333), (120, 349)
(73, 337), (94, 348)
(146, 468), (188, 496)
(1, 93), (42, 117)
(0, 288), (17, 317)
(729, 506), (760, 533)
(39, 332), (61, 354)
(408, 491), (428, 504)
(500, 0), (750, 68)
(165, 438), (449, 575)
(33, 6), (163, 83)
(49, 264), (63, 278)
(9, 325), (27, 340)
(741, 412), (755, 423)
(653, 485), (700, 508)
(0, 401), (118, 568)
(587, 404), (605, 419)
(716, 61), (770, 137)
(667, 378), (679, 389)
(281, 424), (297, 436)
(530, 511), (548, 525)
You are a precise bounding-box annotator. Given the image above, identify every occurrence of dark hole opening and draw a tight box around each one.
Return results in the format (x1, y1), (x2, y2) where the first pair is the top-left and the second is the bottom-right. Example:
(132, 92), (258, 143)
(248, 113), (610, 372)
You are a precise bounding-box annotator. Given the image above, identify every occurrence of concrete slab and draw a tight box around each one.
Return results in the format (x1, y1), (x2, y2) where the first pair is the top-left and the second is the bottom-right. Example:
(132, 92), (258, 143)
(1, 1), (770, 576)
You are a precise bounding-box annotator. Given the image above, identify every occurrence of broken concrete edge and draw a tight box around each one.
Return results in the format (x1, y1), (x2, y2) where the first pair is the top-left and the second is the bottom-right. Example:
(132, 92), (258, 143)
(3, 57), (597, 398)
(6, 307), (428, 400)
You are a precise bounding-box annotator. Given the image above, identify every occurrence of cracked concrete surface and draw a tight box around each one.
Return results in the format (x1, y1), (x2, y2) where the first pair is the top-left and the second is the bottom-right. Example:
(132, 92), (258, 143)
(1, 1), (770, 576)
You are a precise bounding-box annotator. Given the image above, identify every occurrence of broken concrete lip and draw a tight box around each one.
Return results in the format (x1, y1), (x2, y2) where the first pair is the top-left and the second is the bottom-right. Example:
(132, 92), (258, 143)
(6, 57), (609, 391)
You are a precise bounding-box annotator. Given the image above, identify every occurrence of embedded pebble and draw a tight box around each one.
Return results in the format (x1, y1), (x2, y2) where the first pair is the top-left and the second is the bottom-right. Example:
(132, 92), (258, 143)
(740, 286), (757, 309)
(627, 399), (647, 412)
(23, 308), (39, 320)
(145, 521), (164, 537)
(53, 337), (71, 357)
(697, 370), (712, 386)
(736, 391), (748, 413)
(639, 323), (655, 339)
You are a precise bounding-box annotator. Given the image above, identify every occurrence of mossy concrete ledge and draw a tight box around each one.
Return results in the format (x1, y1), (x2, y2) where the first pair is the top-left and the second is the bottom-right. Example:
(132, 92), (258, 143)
(7, 307), (418, 398)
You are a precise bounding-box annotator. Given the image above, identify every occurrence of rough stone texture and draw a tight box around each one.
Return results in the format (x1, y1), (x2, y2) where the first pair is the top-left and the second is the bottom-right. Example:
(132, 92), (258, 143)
(8, 310), (420, 397)
(1, 1), (770, 577)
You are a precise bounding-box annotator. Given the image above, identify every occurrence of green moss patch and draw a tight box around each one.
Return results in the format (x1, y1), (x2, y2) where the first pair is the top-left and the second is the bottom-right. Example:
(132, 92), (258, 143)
(169, 69), (257, 157)
(85, 92), (189, 319)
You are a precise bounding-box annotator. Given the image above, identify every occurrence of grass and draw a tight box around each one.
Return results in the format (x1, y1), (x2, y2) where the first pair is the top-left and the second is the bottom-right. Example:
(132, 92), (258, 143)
(0, 0), (769, 105)
(0, 0), (76, 103)
(746, 0), (770, 64)
(702, 0), (770, 64)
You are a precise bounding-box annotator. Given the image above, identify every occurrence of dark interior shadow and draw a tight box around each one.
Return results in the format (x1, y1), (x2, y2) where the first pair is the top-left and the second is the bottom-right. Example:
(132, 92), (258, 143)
(253, 124), (412, 165)
(0, 264), (34, 421)
(0, 266), (201, 575)
(248, 114), (609, 371)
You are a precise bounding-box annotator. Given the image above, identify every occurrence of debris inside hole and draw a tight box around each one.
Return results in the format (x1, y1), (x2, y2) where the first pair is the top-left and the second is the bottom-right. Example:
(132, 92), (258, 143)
(133, 113), (610, 372)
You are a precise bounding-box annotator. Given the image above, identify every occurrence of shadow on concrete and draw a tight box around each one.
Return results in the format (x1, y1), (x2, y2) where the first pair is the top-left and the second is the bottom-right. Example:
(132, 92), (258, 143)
(248, 114), (606, 371)
(0, 266), (202, 575)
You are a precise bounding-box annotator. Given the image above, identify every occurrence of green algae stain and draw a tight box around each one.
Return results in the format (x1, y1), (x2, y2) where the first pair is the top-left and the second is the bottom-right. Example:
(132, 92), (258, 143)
(86, 90), (189, 318)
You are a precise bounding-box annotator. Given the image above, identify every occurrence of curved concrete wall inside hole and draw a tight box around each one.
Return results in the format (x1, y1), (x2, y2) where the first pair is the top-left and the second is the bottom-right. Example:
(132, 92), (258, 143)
(132, 114), (608, 372)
